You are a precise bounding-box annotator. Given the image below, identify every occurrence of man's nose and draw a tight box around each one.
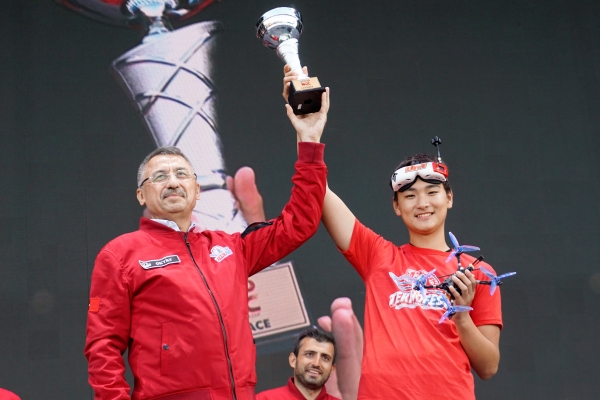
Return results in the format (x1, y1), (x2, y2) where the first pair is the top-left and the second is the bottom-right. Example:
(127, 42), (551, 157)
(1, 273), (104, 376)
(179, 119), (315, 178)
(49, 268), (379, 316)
(165, 173), (181, 187)
(416, 195), (429, 208)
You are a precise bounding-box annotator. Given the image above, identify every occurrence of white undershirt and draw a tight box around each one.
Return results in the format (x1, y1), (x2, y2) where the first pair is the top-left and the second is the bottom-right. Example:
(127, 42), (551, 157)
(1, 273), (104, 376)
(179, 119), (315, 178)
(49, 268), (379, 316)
(152, 219), (196, 232)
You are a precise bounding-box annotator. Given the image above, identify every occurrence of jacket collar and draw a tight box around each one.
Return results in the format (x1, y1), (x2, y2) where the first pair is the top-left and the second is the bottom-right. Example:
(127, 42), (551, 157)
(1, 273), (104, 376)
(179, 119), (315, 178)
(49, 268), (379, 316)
(139, 218), (197, 235)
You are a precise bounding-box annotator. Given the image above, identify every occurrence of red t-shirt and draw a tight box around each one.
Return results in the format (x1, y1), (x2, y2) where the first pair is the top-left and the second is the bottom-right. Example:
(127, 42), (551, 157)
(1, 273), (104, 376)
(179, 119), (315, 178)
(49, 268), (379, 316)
(256, 377), (340, 400)
(342, 220), (503, 400)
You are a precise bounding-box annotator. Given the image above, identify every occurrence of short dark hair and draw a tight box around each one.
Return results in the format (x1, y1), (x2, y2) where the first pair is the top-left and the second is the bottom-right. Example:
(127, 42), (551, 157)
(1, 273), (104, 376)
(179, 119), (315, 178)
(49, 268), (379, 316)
(137, 146), (194, 187)
(391, 153), (452, 200)
(293, 327), (336, 363)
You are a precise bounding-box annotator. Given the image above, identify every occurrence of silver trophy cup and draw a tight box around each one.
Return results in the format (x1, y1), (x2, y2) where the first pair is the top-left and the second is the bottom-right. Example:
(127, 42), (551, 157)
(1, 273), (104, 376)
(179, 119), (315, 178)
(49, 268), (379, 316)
(256, 7), (325, 115)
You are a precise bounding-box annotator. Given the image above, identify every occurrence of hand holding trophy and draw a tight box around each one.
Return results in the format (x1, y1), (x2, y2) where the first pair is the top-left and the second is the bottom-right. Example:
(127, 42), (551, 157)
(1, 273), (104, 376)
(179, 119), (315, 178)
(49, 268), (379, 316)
(256, 7), (325, 115)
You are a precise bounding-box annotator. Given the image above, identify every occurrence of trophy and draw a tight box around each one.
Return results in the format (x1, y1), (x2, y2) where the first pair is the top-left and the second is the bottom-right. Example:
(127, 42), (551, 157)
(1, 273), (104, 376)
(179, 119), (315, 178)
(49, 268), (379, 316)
(256, 7), (325, 115)
(55, 0), (249, 233)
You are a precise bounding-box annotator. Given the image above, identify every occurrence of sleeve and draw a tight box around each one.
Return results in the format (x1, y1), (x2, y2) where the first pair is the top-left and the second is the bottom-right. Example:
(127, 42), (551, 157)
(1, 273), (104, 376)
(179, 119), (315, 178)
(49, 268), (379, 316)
(340, 219), (386, 280)
(242, 142), (327, 276)
(470, 262), (503, 329)
(84, 249), (132, 400)
(0, 388), (21, 400)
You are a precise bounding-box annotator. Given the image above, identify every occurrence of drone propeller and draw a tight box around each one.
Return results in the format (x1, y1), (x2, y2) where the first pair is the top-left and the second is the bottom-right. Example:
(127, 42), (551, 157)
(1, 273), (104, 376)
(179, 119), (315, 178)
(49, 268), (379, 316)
(446, 232), (480, 263)
(405, 269), (436, 300)
(439, 295), (473, 324)
(479, 266), (517, 295)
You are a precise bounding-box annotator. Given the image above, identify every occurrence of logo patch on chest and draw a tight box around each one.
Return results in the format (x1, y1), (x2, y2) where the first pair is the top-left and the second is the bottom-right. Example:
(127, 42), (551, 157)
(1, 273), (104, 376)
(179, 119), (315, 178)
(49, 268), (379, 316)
(210, 245), (233, 262)
(139, 255), (181, 270)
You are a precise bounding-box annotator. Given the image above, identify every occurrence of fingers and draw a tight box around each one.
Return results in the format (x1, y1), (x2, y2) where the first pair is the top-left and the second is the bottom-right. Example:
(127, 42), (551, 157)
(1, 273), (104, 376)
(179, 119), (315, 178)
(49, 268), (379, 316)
(282, 82), (290, 102)
(451, 271), (476, 306)
(285, 103), (297, 123)
(319, 87), (331, 116)
(232, 167), (265, 223)
(283, 64), (310, 101)
(317, 316), (333, 332)
(452, 273), (469, 294)
(323, 371), (342, 398)
(225, 175), (234, 192)
(330, 297), (352, 313)
(330, 297), (362, 400)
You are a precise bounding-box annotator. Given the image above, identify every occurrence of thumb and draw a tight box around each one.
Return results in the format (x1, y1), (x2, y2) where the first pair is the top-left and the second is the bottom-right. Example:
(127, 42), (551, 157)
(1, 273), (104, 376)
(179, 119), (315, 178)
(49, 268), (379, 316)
(285, 103), (297, 123)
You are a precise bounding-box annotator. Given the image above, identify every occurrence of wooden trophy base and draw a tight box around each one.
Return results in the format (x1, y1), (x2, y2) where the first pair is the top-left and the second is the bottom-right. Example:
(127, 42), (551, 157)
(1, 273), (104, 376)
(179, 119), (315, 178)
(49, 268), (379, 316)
(288, 77), (326, 115)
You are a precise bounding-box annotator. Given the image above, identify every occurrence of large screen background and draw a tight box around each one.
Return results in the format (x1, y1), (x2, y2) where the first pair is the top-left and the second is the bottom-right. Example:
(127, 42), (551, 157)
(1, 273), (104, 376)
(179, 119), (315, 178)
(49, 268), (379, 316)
(1, 0), (599, 398)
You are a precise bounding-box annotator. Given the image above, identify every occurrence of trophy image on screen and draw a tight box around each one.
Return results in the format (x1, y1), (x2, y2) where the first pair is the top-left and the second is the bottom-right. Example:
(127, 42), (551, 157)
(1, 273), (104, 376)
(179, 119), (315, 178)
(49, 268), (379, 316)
(56, 0), (314, 343)
(55, 0), (247, 233)
(256, 7), (325, 115)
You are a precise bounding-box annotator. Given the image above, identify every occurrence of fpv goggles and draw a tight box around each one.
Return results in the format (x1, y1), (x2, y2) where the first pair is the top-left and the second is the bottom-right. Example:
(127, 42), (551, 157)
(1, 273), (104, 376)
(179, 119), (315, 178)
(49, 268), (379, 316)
(391, 162), (448, 192)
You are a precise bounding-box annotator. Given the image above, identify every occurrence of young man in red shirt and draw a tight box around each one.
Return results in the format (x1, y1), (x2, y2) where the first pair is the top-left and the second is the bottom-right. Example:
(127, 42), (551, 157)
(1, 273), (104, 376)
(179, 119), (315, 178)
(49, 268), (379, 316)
(283, 67), (503, 400)
(257, 328), (340, 400)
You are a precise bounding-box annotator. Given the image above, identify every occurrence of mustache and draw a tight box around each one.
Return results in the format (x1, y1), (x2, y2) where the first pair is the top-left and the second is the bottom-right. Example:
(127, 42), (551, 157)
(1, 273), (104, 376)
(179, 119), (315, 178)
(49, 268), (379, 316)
(161, 188), (186, 199)
(306, 365), (322, 373)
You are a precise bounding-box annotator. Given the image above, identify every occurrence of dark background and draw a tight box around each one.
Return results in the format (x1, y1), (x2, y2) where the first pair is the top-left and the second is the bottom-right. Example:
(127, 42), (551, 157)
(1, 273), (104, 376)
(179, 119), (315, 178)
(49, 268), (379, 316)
(1, 0), (600, 398)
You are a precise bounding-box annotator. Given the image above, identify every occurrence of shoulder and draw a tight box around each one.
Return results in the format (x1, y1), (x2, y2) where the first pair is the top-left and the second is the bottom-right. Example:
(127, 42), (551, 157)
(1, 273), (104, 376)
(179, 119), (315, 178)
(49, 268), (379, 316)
(190, 229), (240, 247)
(102, 229), (145, 250)
(349, 219), (396, 248)
(0, 388), (20, 400)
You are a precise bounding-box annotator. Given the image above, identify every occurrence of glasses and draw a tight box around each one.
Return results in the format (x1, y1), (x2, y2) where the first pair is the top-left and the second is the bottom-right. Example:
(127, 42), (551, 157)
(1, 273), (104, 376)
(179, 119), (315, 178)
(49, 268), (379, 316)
(139, 170), (197, 188)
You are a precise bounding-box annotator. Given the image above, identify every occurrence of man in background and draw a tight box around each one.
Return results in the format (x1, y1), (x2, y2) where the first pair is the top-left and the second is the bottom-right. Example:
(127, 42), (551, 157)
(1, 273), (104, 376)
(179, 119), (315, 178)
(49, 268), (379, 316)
(257, 328), (340, 400)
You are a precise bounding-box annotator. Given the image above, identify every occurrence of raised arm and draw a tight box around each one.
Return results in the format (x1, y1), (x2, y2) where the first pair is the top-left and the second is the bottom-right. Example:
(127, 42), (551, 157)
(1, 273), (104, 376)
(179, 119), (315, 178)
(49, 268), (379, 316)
(321, 186), (356, 252)
(242, 83), (330, 273)
(283, 65), (356, 252)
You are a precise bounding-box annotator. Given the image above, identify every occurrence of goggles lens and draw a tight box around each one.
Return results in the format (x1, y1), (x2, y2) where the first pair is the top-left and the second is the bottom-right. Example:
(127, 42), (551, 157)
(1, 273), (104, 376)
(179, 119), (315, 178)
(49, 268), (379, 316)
(391, 162), (448, 192)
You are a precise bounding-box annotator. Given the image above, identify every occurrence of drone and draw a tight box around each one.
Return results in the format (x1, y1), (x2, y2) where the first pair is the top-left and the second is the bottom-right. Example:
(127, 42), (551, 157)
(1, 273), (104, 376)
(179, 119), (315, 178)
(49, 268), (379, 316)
(410, 231), (516, 323)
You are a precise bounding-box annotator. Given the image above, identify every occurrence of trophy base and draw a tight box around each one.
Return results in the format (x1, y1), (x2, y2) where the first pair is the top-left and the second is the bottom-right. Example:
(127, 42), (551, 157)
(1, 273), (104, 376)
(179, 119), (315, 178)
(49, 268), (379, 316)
(289, 77), (325, 115)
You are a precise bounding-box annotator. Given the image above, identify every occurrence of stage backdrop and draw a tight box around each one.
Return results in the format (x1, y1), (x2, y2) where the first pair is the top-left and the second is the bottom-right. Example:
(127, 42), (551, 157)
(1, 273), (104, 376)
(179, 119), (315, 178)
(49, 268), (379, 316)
(1, 0), (599, 399)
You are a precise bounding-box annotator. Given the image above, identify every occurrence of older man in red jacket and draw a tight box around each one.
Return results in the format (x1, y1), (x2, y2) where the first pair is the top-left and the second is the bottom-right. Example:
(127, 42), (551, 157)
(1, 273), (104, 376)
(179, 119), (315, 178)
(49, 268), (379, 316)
(85, 91), (330, 400)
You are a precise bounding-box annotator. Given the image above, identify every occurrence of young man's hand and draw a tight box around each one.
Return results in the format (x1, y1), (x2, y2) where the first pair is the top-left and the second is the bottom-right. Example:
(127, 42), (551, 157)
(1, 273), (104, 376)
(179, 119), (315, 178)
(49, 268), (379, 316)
(449, 269), (477, 311)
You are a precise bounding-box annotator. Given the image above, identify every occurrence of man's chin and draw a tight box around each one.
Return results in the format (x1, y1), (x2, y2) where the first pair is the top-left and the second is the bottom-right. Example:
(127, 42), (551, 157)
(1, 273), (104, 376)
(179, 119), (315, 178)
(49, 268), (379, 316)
(298, 373), (327, 390)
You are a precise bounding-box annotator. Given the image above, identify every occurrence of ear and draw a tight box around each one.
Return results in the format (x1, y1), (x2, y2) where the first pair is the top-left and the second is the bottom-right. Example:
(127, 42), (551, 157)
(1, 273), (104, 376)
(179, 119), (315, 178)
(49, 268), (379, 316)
(136, 188), (146, 206)
(195, 181), (201, 201)
(446, 189), (453, 209)
(392, 196), (402, 216)
(288, 352), (297, 369)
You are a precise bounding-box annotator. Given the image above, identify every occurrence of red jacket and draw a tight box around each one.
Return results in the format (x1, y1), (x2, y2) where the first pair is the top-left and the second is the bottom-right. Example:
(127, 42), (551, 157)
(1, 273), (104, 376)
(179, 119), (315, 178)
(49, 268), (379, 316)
(0, 388), (21, 400)
(256, 378), (340, 400)
(85, 143), (327, 400)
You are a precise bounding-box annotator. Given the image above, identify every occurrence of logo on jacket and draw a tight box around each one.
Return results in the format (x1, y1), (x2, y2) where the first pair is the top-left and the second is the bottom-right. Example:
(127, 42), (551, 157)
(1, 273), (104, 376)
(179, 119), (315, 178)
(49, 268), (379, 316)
(138, 255), (181, 270)
(210, 245), (233, 262)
